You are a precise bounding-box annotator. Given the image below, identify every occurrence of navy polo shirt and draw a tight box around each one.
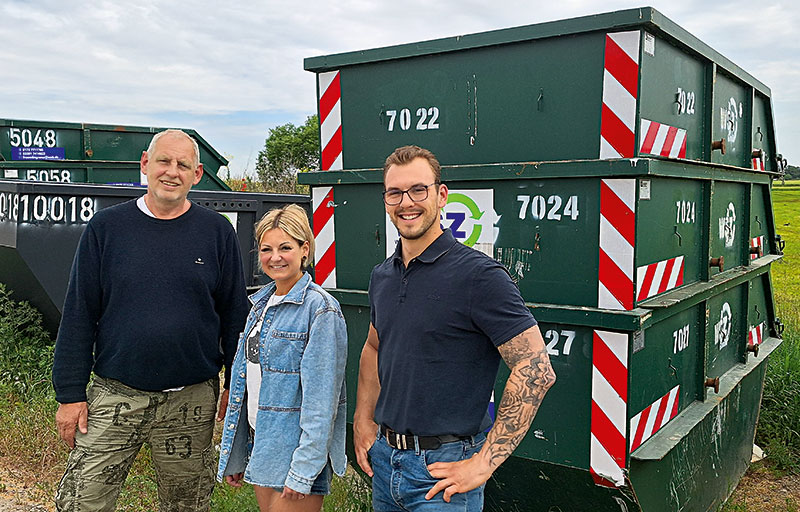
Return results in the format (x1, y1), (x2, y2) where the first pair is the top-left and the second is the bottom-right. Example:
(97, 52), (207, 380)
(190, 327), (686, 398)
(369, 229), (537, 436)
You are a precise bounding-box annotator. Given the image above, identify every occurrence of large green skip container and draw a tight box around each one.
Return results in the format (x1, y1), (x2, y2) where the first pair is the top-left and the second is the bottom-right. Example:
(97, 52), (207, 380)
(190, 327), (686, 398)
(331, 264), (780, 511)
(304, 159), (779, 309)
(0, 179), (308, 334)
(0, 119), (230, 190)
(300, 161), (783, 511)
(305, 7), (780, 172)
(0, 159), (229, 190)
(299, 7), (785, 511)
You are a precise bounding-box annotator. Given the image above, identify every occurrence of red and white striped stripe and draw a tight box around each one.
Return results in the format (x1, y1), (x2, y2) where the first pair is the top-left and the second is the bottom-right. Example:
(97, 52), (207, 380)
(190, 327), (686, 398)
(629, 386), (680, 453)
(598, 179), (636, 310)
(750, 235), (764, 259)
(318, 71), (343, 171)
(590, 330), (629, 487)
(752, 157), (765, 171)
(639, 119), (687, 158)
(312, 186), (336, 288)
(599, 31), (641, 159)
(748, 322), (766, 346)
(636, 256), (685, 302)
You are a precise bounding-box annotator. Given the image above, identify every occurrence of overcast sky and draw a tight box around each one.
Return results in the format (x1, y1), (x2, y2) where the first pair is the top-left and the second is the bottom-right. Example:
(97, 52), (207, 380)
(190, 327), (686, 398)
(2, 0), (798, 177)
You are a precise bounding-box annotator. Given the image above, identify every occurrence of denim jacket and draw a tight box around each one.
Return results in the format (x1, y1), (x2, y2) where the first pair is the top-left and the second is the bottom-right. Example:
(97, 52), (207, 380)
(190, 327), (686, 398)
(217, 272), (347, 493)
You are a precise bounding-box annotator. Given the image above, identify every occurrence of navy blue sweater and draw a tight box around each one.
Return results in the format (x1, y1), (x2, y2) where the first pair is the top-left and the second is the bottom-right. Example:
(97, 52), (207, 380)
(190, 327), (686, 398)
(53, 199), (249, 403)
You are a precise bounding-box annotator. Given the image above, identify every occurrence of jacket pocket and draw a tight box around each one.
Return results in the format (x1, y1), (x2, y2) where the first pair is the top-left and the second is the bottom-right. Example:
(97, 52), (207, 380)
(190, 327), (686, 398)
(264, 330), (307, 373)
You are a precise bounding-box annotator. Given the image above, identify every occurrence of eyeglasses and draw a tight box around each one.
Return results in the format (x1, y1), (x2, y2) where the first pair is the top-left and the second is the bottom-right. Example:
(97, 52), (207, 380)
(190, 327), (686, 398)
(382, 183), (439, 206)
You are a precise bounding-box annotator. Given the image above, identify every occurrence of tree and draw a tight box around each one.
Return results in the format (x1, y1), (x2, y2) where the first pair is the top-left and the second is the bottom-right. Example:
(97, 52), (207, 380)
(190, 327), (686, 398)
(255, 115), (319, 194)
(783, 164), (800, 181)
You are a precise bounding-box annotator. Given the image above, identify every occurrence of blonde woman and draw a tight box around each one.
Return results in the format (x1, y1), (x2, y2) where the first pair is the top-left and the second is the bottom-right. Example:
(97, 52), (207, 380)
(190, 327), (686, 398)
(218, 204), (347, 512)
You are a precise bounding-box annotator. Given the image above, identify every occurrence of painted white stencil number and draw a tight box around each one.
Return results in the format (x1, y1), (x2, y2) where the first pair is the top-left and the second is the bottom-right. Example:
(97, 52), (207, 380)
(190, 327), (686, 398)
(517, 195), (579, 221)
(673, 324), (690, 353)
(9, 128), (57, 148)
(676, 88), (696, 115)
(26, 169), (72, 182)
(675, 201), (696, 224)
(545, 329), (576, 357)
(0, 193), (95, 224)
(386, 107), (440, 132)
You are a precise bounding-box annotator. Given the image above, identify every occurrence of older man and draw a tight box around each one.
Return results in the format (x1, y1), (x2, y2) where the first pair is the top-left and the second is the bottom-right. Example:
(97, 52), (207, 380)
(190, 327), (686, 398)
(52, 129), (249, 511)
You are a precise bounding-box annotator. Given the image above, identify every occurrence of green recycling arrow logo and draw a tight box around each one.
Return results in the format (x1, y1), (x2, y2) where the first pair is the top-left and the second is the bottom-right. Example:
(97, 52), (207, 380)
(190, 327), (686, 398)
(446, 192), (484, 247)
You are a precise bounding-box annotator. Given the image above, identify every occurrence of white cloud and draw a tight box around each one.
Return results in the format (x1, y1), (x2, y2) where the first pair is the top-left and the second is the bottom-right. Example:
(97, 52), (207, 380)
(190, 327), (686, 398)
(1, 0), (798, 174)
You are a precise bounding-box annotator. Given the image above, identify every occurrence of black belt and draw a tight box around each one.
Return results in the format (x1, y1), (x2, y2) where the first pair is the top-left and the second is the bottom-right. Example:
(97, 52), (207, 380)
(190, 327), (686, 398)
(381, 425), (472, 451)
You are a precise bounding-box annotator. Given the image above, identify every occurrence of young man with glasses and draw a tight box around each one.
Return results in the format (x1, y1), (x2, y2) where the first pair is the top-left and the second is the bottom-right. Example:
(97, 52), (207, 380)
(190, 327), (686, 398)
(354, 145), (556, 511)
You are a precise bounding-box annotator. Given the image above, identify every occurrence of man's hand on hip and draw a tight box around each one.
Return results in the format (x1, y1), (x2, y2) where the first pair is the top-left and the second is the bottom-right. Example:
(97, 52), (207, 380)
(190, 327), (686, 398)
(56, 401), (88, 449)
(353, 416), (378, 477)
(425, 450), (494, 502)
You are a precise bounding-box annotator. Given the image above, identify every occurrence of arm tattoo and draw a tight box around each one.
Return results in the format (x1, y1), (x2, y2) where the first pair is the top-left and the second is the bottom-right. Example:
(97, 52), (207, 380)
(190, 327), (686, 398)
(486, 328), (556, 469)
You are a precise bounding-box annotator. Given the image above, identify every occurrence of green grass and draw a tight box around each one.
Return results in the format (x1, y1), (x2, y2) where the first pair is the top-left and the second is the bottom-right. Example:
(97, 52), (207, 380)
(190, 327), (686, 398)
(754, 182), (800, 474)
(721, 497), (799, 512)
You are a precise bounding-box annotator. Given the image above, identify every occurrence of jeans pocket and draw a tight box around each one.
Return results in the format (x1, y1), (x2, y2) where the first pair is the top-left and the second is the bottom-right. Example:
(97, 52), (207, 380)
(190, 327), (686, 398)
(367, 430), (380, 455)
(464, 434), (486, 458)
(422, 441), (467, 479)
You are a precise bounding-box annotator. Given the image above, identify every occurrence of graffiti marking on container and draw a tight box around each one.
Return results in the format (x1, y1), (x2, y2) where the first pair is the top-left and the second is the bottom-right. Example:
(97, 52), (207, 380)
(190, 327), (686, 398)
(718, 202), (736, 248)
(720, 97), (743, 142)
(714, 302), (732, 349)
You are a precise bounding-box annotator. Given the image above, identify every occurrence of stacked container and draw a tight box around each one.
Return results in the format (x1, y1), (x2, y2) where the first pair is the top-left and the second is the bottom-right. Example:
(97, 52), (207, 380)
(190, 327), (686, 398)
(0, 180), (308, 334)
(299, 7), (783, 511)
(0, 119), (230, 190)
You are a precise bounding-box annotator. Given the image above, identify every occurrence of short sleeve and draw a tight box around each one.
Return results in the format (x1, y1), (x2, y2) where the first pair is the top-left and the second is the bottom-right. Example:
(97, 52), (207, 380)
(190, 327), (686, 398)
(368, 267), (378, 326)
(469, 262), (537, 347)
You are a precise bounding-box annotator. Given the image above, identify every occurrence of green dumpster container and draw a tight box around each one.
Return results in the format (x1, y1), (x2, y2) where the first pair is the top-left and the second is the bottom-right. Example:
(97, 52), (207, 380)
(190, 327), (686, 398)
(299, 7), (784, 511)
(303, 159), (779, 309)
(0, 159), (229, 190)
(329, 263), (779, 511)
(0, 179), (308, 333)
(300, 160), (783, 512)
(0, 118), (230, 189)
(305, 6), (779, 172)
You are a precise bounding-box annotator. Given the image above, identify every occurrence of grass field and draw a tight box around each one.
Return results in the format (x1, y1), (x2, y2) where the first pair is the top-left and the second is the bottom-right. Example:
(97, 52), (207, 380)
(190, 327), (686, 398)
(1, 181), (798, 511)
(753, 182), (800, 471)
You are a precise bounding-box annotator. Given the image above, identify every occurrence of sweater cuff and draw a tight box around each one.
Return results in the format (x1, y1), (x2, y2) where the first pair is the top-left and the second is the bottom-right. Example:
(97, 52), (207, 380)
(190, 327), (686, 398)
(223, 366), (232, 390)
(55, 385), (88, 404)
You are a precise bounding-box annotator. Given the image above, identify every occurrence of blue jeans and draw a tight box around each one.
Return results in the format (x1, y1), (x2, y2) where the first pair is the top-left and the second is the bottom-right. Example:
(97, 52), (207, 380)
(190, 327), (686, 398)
(369, 431), (487, 511)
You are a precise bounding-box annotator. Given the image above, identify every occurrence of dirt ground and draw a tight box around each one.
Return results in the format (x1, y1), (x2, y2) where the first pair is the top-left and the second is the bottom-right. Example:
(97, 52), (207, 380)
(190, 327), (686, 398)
(723, 462), (800, 511)
(0, 460), (798, 511)
(0, 466), (52, 512)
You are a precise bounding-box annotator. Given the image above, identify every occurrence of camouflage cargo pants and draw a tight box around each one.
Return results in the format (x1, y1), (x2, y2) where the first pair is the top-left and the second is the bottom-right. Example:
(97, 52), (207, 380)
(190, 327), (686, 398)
(55, 376), (220, 512)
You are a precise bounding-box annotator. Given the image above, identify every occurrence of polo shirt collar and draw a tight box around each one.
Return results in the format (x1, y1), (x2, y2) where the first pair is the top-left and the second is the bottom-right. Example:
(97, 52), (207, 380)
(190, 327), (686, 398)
(391, 229), (457, 265)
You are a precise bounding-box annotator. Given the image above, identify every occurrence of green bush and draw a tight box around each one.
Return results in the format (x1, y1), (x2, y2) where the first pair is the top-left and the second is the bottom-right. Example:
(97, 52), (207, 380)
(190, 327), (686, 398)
(0, 283), (55, 396)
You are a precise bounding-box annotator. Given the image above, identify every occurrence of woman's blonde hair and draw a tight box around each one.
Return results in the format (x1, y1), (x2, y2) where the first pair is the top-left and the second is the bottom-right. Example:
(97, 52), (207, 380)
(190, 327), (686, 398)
(255, 204), (315, 268)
